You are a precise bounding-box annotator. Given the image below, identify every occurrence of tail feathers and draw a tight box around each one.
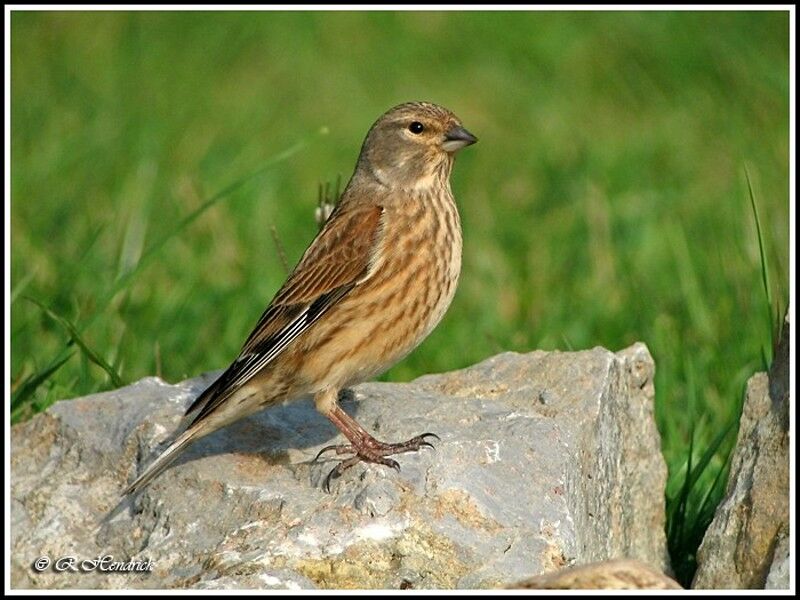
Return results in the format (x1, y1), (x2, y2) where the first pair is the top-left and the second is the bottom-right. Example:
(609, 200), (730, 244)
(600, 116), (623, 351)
(183, 375), (221, 420)
(121, 428), (198, 497)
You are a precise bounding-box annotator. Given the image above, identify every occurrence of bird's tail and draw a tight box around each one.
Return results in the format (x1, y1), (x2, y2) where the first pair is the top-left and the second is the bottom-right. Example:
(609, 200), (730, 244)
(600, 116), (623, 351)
(121, 427), (199, 497)
(121, 374), (227, 497)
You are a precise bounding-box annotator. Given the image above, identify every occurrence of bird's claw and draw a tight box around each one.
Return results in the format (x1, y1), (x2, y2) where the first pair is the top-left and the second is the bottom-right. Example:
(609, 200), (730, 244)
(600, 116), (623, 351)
(314, 444), (353, 461)
(323, 456), (358, 492)
(317, 431), (440, 492)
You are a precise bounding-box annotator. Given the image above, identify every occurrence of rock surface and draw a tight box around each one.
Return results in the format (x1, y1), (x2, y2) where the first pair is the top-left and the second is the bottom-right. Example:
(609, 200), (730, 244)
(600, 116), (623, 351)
(765, 530), (790, 590)
(510, 558), (681, 589)
(692, 311), (790, 589)
(11, 344), (669, 589)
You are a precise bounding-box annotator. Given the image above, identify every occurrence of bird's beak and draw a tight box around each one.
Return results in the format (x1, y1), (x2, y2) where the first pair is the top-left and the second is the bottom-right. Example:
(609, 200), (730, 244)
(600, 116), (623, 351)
(442, 125), (478, 152)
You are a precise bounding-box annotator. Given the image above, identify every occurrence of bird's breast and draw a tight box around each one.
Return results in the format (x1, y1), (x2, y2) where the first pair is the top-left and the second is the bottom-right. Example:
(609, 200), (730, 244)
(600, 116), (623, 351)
(376, 189), (462, 338)
(298, 189), (462, 390)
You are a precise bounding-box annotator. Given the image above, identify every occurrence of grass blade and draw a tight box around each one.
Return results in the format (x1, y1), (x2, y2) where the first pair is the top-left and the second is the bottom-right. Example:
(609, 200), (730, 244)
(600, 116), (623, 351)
(10, 351), (75, 417)
(269, 224), (290, 274)
(24, 297), (125, 388)
(684, 419), (736, 499)
(694, 447), (732, 528)
(744, 165), (774, 362)
(10, 271), (36, 305)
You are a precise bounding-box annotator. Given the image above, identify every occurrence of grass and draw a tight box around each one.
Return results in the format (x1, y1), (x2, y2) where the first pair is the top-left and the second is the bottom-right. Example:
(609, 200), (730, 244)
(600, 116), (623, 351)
(9, 10), (790, 586)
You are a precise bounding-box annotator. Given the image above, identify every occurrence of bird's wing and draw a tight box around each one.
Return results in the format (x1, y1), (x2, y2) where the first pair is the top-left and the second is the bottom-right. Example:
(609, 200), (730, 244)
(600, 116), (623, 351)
(184, 204), (385, 424)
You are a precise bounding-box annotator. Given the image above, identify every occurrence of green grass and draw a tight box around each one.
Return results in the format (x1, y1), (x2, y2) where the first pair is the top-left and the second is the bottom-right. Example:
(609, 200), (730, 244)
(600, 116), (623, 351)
(10, 11), (789, 585)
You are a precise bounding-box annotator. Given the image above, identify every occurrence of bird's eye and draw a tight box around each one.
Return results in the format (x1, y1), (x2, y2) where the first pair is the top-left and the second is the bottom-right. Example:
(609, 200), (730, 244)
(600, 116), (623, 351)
(408, 121), (424, 134)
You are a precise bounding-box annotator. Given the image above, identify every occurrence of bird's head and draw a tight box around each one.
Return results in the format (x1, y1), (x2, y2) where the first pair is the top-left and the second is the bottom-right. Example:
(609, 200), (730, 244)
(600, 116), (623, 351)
(355, 101), (477, 190)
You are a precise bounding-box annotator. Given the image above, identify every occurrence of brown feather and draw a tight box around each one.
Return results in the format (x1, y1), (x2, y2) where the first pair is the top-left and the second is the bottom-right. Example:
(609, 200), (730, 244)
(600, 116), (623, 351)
(182, 204), (384, 421)
(241, 204), (384, 353)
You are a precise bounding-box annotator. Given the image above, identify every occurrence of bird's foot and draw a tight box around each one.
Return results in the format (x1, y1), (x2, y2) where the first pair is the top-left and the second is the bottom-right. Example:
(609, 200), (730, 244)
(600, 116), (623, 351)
(315, 432), (439, 492)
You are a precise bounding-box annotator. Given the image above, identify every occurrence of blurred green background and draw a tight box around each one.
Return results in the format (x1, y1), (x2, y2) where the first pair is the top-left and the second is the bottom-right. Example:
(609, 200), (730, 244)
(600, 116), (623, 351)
(10, 11), (789, 584)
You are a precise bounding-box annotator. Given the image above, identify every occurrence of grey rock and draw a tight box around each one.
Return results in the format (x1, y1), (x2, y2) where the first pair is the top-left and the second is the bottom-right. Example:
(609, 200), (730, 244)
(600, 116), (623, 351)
(692, 311), (790, 589)
(765, 530), (790, 590)
(11, 344), (669, 589)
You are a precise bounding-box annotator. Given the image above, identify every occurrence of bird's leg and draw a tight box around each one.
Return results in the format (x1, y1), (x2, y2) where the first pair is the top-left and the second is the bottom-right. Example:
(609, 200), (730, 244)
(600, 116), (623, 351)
(313, 390), (437, 490)
(318, 405), (439, 491)
(318, 403), (439, 463)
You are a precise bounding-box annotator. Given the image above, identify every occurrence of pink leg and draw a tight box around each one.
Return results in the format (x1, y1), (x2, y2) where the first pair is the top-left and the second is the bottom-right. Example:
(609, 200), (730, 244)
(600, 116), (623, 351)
(315, 403), (438, 491)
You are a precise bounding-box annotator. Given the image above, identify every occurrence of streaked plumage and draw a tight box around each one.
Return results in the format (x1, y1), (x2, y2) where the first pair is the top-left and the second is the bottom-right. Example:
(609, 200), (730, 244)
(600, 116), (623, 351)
(123, 101), (477, 495)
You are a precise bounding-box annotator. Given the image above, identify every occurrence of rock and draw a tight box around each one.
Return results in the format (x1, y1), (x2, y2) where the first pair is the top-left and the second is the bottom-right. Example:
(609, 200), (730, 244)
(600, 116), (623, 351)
(11, 344), (669, 589)
(510, 558), (681, 589)
(692, 311), (790, 589)
(765, 530), (790, 590)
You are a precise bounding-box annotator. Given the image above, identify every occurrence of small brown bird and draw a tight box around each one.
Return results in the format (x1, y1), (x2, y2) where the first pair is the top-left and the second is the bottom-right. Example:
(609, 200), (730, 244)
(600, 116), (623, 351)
(123, 101), (477, 495)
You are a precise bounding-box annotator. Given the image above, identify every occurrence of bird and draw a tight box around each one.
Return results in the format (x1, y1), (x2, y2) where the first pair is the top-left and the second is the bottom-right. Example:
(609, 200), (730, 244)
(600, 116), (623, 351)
(122, 101), (477, 495)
